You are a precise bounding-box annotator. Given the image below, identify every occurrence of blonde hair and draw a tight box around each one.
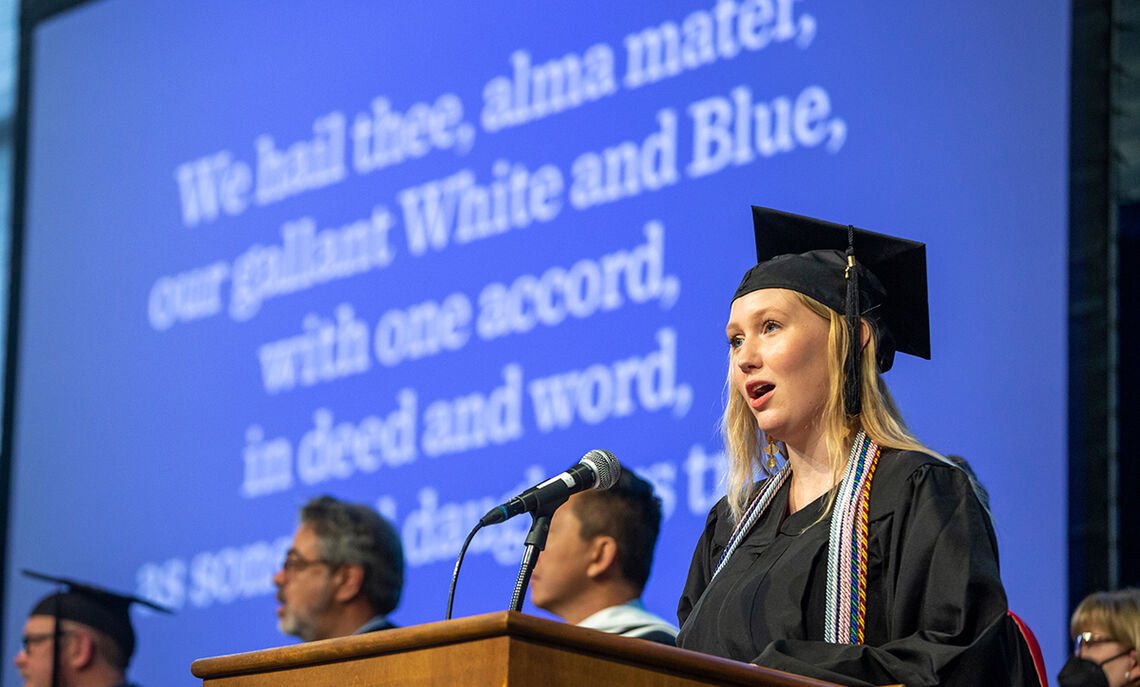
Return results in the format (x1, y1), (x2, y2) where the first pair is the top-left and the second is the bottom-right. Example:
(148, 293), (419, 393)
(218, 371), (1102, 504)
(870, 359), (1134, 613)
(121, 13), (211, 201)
(1070, 588), (1140, 650)
(721, 291), (934, 521)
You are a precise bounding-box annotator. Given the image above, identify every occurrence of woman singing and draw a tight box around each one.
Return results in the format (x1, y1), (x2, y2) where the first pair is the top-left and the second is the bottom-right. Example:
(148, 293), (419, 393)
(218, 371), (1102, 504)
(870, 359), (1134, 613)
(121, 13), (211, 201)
(676, 206), (1037, 686)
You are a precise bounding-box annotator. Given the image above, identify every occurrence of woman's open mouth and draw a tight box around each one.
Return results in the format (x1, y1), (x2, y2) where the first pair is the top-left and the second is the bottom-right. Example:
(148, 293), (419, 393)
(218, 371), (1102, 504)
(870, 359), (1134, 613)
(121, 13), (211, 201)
(747, 382), (774, 405)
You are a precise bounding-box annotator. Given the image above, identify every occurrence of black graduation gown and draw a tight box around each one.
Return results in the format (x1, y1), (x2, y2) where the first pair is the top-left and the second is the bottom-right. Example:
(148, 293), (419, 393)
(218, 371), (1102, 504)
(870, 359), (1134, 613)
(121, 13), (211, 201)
(676, 450), (1036, 687)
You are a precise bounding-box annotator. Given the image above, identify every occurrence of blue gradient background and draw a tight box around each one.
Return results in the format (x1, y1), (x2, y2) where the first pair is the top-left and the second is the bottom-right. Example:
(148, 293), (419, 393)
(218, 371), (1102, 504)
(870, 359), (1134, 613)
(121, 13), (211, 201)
(3, 2), (1068, 684)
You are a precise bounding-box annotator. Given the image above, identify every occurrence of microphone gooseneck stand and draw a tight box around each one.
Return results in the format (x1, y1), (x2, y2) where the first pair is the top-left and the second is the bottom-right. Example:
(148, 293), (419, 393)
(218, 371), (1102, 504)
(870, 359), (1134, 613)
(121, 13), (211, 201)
(508, 499), (563, 612)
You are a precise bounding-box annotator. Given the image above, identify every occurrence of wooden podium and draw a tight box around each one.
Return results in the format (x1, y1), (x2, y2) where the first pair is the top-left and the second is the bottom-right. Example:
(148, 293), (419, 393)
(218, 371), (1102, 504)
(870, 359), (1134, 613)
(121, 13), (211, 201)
(191, 611), (843, 686)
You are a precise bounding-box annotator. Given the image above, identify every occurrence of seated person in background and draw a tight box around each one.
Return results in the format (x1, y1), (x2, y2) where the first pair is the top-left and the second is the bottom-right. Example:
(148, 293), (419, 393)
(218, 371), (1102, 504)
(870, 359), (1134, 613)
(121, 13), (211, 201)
(1060, 588), (1140, 687)
(273, 495), (404, 641)
(14, 571), (170, 687)
(530, 470), (678, 644)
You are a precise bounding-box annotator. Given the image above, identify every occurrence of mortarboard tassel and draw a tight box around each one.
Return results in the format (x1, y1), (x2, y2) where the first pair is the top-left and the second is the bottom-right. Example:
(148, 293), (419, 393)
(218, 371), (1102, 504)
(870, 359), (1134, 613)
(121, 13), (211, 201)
(843, 225), (862, 416)
(51, 592), (62, 687)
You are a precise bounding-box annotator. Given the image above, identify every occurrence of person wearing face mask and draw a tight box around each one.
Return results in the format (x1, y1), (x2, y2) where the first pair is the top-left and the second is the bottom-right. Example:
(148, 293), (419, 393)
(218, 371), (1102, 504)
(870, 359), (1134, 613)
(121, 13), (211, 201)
(1059, 589), (1140, 687)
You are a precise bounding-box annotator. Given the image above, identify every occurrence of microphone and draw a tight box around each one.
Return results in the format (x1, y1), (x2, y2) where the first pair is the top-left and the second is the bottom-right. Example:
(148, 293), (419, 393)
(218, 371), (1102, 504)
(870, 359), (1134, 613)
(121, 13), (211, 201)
(479, 450), (621, 526)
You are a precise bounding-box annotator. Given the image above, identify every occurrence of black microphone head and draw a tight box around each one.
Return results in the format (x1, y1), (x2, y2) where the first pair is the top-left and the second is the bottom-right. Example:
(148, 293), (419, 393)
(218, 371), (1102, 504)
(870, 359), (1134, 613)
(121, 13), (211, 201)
(580, 449), (620, 490)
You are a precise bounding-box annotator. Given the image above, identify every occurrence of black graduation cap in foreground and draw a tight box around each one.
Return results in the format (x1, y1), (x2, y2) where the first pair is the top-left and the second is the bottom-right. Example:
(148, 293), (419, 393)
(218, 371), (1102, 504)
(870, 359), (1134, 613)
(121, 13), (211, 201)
(733, 206), (930, 415)
(22, 569), (172, 686)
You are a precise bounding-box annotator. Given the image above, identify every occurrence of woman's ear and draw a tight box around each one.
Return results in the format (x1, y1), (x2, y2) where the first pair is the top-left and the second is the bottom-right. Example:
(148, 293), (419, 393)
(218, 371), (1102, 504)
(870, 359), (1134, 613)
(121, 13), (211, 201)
(859, 319), (872, 349)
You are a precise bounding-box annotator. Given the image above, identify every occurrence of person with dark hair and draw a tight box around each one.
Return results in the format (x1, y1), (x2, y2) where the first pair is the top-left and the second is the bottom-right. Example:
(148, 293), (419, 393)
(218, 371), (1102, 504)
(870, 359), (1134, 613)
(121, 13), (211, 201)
(1059, 588), (1140, 687)
(529, 470), (678, 644)
(14, 571), (170, 687)
(273, 495), (404, 641)
(676, 207), (1037, 686)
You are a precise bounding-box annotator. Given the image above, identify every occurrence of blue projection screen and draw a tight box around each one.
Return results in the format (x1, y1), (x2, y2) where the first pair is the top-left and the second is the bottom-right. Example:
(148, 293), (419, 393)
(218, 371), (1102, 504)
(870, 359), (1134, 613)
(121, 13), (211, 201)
(3, 1), (1069, 684)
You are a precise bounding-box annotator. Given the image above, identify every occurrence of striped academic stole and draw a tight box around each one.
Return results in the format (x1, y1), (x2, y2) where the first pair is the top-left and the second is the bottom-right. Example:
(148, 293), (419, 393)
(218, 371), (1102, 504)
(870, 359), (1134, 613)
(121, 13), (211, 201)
(711, 431), (881, 644)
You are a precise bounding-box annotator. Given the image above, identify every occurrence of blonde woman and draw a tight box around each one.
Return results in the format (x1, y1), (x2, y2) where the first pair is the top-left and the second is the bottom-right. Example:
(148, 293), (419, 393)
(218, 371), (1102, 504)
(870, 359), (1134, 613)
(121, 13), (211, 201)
(676, 207), (1036, 686)
(1060, 589), (1140, 687)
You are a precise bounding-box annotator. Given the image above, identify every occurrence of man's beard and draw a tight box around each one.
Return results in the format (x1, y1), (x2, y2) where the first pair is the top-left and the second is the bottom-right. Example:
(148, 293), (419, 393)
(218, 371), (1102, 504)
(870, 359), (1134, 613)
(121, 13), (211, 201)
(277, 607), (317, 642)
(277, 584), (334, 642)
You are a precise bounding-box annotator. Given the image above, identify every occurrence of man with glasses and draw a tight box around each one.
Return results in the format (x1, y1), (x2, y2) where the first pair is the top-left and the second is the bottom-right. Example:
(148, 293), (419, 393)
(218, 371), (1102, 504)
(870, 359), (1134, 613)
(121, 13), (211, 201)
(273, 495), (404, 642)
(14, 571), (171, 687)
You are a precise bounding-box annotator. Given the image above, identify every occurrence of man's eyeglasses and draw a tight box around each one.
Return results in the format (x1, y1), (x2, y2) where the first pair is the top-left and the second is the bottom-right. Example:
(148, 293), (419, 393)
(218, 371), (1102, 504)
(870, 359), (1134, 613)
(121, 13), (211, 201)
(280, 552), (335, 575)
(21, 631), (69, 652)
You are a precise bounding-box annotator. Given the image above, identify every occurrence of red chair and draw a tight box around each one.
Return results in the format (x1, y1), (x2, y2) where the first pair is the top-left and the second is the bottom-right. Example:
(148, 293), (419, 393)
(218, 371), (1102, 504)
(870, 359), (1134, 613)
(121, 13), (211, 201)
(1009, 610), (1049, 687)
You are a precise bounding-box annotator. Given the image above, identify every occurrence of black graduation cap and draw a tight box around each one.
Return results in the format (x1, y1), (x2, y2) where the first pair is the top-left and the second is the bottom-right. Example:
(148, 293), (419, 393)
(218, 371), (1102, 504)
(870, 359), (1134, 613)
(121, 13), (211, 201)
(733, 206), (930, 414)
(22, 569), (172, 683)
